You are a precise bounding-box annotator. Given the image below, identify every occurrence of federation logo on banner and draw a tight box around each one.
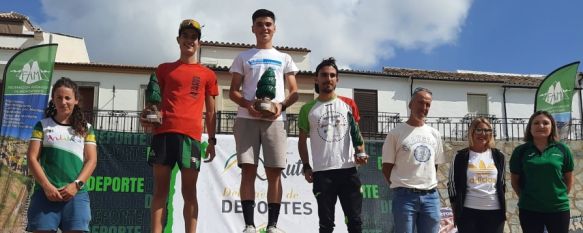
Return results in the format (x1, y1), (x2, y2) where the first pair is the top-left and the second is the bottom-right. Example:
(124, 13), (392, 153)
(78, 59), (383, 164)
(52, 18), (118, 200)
(540, 81), (570, 105)
(10, 60), (52, 84)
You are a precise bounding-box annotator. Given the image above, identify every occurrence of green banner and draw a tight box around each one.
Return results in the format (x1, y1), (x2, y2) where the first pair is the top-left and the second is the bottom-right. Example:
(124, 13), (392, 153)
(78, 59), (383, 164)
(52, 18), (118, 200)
(535, 62), (580, 126)
(89, 130), (154, 233)
(359, 141), (394, 233)
(0, 44), (58, 140)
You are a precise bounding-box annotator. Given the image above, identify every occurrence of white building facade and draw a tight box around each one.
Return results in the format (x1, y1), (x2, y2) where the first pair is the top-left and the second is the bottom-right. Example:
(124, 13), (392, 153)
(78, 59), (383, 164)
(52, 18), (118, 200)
(1, 11), (582, 139)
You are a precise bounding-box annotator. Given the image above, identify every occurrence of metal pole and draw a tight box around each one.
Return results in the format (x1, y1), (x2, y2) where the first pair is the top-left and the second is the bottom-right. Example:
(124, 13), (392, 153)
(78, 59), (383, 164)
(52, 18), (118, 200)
(578, 76), (583, 139)
(503, 87), (509, 141)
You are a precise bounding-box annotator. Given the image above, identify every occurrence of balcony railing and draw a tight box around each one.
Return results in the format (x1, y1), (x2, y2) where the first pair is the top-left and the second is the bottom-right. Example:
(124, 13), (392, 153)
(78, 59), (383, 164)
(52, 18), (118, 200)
(84, 110), (144, 133)
(84, 110), (583, 141)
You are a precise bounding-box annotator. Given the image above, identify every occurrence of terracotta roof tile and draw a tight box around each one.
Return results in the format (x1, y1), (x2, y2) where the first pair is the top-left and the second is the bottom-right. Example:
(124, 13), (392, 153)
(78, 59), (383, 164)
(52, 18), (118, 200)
(51, 62), (555, 88)
(201, 41), (310, 52)
(339, 69), (396, 77)
(0, 46), (21, 50)
(55, 62), (231, 73)
(0, 12), (29, 21)
(383, 67), (544, 87)
(55, 62), (156, 73)
(55, 62), (155, 69)
(0, 12), (39, 31)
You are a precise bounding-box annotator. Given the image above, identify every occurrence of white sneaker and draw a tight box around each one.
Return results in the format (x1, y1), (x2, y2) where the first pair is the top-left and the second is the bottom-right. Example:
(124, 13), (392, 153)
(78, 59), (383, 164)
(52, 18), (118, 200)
(266, 226), (282, 233)
(242, 225), (256, 233)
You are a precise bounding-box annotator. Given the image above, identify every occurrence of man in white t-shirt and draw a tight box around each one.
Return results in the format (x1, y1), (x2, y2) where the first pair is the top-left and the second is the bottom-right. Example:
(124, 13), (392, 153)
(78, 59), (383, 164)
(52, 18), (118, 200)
(381, 87), (446, 233)
(229, 9), (299, 233)
(298, 57), (368, 233)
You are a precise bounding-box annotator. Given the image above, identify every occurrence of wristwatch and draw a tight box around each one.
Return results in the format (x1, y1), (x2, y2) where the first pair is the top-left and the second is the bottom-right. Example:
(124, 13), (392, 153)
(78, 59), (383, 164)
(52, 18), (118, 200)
(208, 137), (217, 146)
(74, 179), (85, 190)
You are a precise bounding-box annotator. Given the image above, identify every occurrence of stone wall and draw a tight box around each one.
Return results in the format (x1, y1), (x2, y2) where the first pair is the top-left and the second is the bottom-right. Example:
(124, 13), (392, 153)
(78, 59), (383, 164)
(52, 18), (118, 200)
(437, 141), (583, 233)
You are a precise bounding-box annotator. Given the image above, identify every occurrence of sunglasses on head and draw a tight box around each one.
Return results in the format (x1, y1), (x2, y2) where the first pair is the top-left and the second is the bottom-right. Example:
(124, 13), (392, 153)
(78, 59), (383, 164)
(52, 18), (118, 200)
(180, 19), (201, 30)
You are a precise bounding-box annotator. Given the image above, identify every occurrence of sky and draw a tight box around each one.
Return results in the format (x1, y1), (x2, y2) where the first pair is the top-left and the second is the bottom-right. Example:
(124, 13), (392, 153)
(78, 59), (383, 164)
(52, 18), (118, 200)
(2, 0), (583, 75)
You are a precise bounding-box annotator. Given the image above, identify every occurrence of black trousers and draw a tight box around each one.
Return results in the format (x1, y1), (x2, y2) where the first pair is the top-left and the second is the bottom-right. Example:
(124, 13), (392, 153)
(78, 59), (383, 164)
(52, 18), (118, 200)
(456, 207), (504, 233)
(519, 208), (570, 233)
(313, 167), (363, 233)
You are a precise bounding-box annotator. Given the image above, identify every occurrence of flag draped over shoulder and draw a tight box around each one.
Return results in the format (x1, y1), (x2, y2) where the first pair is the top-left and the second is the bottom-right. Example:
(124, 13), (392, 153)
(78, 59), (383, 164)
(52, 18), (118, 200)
(0, 44), (58, 140)
(534, 61), (580, 130)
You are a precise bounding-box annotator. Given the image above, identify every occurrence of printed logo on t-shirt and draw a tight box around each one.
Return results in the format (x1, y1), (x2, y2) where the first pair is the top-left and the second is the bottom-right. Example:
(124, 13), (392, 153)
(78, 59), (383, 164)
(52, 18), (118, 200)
(317, 104), (348, 142)
(247, 59), (282, 66)
(190, 76), (201, 99)
(413, 144), (432, 162)
(46, 129), (83, 144)
(468, 160), (496, 184)
(402, 134), (437, 163)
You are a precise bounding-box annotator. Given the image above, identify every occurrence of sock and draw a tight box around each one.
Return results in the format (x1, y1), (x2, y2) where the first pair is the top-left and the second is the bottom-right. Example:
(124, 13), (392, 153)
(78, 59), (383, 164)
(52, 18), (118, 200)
(267, 203), (281, 227)
(242, 200), (256, 227)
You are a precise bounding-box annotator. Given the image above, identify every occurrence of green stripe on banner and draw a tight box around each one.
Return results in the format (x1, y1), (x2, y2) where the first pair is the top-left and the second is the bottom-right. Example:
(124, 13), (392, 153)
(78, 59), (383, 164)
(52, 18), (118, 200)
(163, 165), (179, 233)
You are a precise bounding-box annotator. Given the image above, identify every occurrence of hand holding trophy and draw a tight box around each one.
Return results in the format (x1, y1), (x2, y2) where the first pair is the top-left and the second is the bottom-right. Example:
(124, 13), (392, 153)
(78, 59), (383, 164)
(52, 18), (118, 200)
(349, 112), (368, 164)
(142, 73), (162, 126)
(254, 67), (278, 118)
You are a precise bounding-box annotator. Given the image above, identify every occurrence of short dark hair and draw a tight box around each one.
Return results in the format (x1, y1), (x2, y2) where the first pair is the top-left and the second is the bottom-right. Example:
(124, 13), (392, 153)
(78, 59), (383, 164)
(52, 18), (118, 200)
(316, 57), (338, 75)
(524, 111), (559, 143)
(252, 9), (275, 22)
(314, 57), (338, 94)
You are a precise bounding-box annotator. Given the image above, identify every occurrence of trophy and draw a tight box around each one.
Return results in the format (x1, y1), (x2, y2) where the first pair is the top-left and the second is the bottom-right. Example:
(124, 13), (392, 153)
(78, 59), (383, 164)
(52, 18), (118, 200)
(144, 73), (162, 125)
(254, 67), (278, 117)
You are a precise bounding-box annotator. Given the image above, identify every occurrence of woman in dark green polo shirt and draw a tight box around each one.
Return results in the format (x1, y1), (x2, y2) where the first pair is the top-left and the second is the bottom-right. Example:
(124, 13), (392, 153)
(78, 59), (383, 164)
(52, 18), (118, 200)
(510, 111), (574, 233)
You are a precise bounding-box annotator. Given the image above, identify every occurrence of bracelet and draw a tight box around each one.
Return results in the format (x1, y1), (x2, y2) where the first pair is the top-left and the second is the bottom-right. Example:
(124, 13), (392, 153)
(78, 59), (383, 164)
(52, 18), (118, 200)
(356, 152), (368, 158)
(280, 102), (287, 112)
